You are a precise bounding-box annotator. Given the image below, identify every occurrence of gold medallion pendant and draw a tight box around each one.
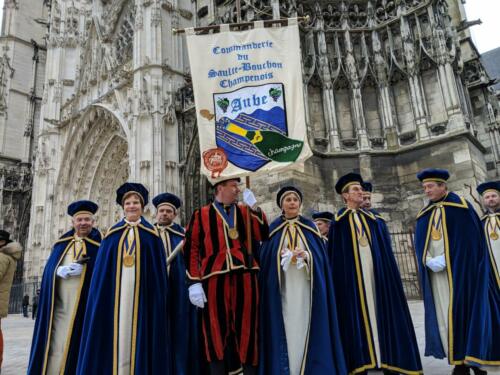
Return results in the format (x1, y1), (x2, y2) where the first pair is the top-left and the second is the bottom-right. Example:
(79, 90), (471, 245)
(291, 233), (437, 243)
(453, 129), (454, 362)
(123, 254), (135, 267)
(431, 229), (442, 241)
(228, 228), (239, 240)
(291, 255), (297, 264)
(358, 236), (369, 247)
(490, 232), (499, 241)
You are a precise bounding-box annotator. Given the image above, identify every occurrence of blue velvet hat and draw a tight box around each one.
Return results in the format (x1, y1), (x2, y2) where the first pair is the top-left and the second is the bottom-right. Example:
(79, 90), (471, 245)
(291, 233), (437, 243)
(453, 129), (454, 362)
(67, 200), (98, 217)
(362, 182), (373, 193)
(416, 168), (450, 183)
(116, 182), (149, 207)
(335, 173), (364, 194)
(276, 186), (303, 208)
(477, 181), (500, 196)
(312, 211), (334, 222)
(152, 193), (182, 211)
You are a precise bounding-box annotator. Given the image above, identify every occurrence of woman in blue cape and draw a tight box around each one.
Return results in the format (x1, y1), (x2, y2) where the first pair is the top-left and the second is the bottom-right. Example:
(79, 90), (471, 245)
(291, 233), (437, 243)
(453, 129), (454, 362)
(258, 186), (346, 375)
(76, 183), (170, 375)
(28, 201), (101, 375)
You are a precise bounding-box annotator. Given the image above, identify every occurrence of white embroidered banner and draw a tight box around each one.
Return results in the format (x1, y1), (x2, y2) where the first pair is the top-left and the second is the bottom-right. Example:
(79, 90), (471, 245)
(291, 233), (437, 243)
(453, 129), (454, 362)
(185, 19), (312, 183)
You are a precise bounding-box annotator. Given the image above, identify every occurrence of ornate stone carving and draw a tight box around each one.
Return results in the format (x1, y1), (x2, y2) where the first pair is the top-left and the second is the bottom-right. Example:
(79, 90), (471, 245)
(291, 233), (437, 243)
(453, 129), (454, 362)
(151, 1), (162, 26)
(0, 48), (15, 114)
(114, 3), (135, 65)
(4, 0), (18, 10)
(463, 60), (488, 86)
(100, 0), (128, 40)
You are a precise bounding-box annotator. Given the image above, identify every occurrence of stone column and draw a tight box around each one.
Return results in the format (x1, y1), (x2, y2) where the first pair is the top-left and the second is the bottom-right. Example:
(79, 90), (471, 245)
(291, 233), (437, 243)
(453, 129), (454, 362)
(399, 10), (429, 140)
(21, 42), (40, 163)
(428, 4), (463, 131)
(342, 25), (369, 150)
(302, 30), (315, 139)
(371, 28), (397, 149)
(316, 21), (341, 151)
(25, 22), (63, 280)
(359, 153), (372, 182)
(132, 0), (184, 197)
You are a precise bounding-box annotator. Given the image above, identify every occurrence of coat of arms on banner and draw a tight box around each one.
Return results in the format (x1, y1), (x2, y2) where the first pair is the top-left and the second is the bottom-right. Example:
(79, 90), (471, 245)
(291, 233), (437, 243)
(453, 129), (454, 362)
(210, 83), (304, 172)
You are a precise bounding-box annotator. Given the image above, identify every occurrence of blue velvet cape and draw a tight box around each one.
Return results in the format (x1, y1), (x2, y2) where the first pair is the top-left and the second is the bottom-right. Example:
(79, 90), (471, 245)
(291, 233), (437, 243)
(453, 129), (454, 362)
(76, 217), (170, 374)
(415, 193), (500, 365)
(480, 213), (500, 291)
(328, 208), (422, 374)
(28, 228), (101, 375)
(156, 223), (201, 375)
(258, 215), (347, 375)
(480, 213), (500, 363)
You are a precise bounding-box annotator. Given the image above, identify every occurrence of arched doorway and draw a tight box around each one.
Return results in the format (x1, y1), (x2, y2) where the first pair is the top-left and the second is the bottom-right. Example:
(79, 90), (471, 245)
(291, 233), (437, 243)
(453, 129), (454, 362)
(55, 106), (129, 234)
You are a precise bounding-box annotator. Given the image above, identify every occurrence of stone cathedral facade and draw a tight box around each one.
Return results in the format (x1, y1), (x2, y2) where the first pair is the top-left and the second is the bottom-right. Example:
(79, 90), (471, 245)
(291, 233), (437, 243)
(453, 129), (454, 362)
(1, 0), (498, 281)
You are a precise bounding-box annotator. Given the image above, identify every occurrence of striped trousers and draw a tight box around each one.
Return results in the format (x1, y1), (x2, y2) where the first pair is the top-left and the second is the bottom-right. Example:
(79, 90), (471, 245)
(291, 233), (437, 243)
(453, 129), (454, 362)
(201, 271), (259, 367)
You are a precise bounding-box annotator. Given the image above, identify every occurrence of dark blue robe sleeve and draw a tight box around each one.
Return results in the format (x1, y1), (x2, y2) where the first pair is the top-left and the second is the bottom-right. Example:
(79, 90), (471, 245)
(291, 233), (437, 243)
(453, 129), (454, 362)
(166, 224), (201, 375)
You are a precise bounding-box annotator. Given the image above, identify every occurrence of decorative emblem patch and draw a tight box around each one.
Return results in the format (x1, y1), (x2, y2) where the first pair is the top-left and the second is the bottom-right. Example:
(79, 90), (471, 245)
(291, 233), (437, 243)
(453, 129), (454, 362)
(212, 83), (304, 171)
(203, 147), (228, 178)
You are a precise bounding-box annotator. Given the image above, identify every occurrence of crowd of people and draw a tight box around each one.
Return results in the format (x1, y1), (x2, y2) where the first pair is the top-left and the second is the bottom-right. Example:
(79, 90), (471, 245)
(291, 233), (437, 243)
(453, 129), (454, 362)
(18, 168), (500, 375)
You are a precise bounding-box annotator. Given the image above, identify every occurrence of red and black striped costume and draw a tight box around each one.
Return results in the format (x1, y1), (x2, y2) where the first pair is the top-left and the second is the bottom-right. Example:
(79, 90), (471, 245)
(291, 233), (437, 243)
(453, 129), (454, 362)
(183, 202), (269, 367)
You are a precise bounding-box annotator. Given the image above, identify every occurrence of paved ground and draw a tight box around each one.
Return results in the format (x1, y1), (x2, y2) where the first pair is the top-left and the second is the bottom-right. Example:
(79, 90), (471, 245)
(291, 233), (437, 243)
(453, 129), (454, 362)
(1, 300), (497, 374)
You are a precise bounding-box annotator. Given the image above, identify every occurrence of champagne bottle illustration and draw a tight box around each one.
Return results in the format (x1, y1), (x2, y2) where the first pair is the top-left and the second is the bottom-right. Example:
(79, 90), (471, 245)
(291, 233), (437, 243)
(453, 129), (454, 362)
(225, 123), (303, 162)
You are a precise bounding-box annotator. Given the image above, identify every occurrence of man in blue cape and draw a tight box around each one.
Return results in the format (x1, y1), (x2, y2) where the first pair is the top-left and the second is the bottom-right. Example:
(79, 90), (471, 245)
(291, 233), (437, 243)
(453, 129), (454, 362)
(153, 192), (200, 375)
(415, 169), (500, 375)
(259, 186), (346, 374)
(77, 183), (170, 374)
(28, 200), (101, 375)
(311, 211), (334, 244)
(361, 182), (394, 250)
(477, 181), (500, 291)
(361, 182), (375, 212)
(329, 173), (422, 374)
(477, 181), (500, 370)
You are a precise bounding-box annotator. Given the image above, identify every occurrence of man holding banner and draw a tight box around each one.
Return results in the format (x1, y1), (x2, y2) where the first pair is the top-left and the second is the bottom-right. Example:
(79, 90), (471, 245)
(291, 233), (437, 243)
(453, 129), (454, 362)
(183, 178), (269, 374)
(183, 17), (311, 374)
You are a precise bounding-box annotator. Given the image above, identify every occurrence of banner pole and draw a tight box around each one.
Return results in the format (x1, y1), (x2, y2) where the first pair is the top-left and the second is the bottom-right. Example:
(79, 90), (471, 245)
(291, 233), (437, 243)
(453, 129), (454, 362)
(245, 175), (253, 266)
(172, 16), (309, 34)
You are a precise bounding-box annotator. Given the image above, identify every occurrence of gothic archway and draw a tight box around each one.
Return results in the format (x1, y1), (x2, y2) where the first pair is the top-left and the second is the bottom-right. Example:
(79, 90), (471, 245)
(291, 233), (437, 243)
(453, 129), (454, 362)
(55, 106), (129, 235)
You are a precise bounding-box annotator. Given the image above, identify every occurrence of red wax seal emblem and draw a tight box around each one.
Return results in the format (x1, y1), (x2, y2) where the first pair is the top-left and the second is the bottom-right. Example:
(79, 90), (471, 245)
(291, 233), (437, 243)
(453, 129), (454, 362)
(203, 147), (228, 178)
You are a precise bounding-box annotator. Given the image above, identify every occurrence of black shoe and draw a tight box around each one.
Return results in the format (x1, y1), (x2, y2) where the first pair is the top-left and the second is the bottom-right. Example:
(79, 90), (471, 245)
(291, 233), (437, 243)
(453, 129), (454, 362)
(452, 365), (471, 375)
(470, 367), (487, 375)
(243, 365), (257, 375)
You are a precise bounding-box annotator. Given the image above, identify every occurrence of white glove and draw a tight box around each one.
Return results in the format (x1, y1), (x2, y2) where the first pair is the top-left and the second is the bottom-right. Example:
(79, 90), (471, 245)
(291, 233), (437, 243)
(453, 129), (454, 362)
(243, 188), (257, 208)
(56, 266), (71, 279)
(188, 283), (207, 308)
(296, 251), (309, 270)
(66, 262), (83, 277)
(280, 248), (293, 272)
(426, 255), (446, 272)
(57, 263), (83, 279)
